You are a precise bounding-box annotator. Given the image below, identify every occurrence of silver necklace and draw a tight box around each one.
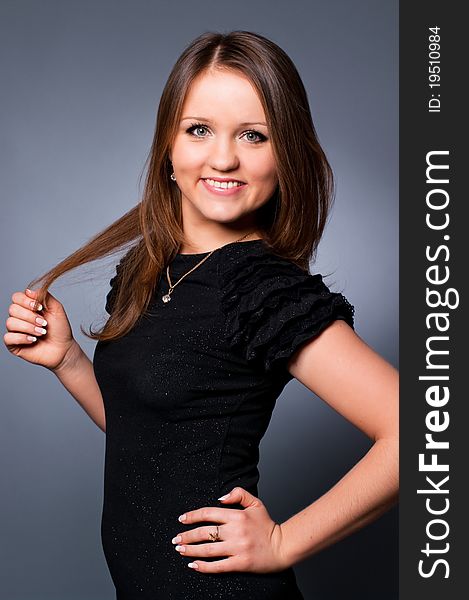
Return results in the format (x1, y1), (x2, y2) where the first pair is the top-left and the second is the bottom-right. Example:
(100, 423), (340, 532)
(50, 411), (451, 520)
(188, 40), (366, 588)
(162, 231), (257, 303)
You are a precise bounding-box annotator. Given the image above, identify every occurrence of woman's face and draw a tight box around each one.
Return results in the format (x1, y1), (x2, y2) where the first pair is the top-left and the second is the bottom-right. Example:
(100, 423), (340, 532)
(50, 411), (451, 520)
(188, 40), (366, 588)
(170, 69), (278, 229)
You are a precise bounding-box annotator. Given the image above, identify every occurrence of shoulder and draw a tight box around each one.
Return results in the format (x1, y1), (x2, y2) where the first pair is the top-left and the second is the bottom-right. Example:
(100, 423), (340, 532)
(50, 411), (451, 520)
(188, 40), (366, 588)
(218, 243), (355, 374)
(218, 241), (353, 315)
(218, 240), (309, 286)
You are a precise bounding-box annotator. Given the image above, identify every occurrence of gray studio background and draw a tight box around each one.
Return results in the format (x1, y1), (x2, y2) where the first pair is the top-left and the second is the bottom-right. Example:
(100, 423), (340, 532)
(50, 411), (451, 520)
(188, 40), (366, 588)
(0, 1), (398, 599)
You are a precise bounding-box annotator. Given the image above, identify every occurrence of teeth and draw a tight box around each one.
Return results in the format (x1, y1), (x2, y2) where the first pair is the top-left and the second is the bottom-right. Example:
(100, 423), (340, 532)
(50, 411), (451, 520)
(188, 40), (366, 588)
(205, 178), (244, 189)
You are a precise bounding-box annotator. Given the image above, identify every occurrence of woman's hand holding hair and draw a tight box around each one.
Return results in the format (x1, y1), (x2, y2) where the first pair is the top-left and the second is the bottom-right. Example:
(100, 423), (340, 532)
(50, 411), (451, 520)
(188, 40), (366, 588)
(4, 288), (78, 373)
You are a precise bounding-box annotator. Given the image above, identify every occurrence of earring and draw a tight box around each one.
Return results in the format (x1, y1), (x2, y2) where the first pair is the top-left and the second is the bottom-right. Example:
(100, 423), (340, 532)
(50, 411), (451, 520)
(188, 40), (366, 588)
(170, 172), (176, 181)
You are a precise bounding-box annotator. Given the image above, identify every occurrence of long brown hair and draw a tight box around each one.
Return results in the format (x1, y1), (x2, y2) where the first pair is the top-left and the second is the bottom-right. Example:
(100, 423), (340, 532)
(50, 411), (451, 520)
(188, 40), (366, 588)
(28, 30), (336, 342)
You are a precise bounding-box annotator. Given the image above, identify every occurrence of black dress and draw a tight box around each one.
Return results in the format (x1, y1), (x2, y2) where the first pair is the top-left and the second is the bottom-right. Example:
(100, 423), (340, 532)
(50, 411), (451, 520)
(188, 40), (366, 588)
(92, 239), (355, 599)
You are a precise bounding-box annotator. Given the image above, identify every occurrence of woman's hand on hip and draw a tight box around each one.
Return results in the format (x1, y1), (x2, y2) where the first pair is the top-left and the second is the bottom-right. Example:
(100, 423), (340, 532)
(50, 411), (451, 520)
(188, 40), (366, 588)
(171, 487), (291, 574)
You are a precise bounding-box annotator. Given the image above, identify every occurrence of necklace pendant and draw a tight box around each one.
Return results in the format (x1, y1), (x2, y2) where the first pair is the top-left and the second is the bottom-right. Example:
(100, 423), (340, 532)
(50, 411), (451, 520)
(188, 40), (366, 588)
(162, 293), (172, 303)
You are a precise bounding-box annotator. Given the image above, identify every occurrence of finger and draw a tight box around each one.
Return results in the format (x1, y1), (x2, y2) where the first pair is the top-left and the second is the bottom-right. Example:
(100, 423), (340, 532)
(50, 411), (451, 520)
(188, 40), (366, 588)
(174, 524), (226, 545)
(9, 302), (48, 327)
(175, 541), (231, 558)
(4, 331), (38, 345)
(26, 288), (63, 313)
(218, 487), (261, 509)
(187, 556), (241, 574)
(179, 506), (243, 525)
(5, 316), (47, 338)
(12, 291), (43, 312)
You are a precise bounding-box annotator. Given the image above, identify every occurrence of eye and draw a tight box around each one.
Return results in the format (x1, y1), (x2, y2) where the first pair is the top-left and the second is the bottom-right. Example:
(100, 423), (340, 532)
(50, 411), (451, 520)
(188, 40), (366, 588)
(242, 130), (267, 144)
(186, 123), (210, 138)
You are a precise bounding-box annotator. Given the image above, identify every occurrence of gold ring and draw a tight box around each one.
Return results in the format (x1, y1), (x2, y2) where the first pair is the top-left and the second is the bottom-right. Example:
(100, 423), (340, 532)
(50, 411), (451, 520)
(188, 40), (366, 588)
(208, 526), (220, 542)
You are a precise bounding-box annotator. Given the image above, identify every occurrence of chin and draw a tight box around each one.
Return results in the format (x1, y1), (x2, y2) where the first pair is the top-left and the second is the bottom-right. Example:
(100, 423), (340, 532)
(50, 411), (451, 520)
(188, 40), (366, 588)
(202, 210), (248, 224)
(192, 200), (250, 222)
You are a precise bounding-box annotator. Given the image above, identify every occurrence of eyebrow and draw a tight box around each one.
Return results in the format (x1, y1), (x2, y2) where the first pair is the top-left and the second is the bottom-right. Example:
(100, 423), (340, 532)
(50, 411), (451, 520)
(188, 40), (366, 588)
(181, 116), (267, 127)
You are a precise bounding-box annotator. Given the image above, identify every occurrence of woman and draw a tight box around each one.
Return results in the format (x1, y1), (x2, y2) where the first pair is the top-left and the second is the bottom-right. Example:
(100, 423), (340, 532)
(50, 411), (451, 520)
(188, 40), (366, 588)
(4, 30), (398, 599)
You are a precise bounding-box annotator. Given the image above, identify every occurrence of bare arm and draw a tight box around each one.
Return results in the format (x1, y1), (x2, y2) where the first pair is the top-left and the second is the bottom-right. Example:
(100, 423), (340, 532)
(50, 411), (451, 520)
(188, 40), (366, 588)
(280, 320), (399, 566)
(52, 340), (106, 433)
(5, 288), (107, 433)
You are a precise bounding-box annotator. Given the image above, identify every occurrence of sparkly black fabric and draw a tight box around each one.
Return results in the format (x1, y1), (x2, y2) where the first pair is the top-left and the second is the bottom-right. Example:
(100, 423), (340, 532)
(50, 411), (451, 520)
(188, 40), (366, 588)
(92, 239), (355, 599)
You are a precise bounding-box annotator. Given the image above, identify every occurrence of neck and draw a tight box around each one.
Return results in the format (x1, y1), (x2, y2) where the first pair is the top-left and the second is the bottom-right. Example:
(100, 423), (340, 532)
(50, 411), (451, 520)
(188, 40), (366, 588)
(178, 229), (263, 255)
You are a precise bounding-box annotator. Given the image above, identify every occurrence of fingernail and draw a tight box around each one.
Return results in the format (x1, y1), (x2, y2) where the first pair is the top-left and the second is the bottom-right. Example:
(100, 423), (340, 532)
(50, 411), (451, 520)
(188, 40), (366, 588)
(171, 536), (182, 544)
(30, 301), (42, 311)
(178, 514), (186, 522)
(188, 562), (198, 569)
(36, 317), (47, 326)
(218, 493), (230, 500)
(175, 545), (185, 552)
(26, 289), (32, 294)
(27, 336), (37, 342)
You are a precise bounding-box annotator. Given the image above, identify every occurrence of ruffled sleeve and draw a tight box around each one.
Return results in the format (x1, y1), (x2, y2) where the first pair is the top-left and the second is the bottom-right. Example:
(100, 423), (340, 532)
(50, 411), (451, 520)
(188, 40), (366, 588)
(219, 250), (355, 375)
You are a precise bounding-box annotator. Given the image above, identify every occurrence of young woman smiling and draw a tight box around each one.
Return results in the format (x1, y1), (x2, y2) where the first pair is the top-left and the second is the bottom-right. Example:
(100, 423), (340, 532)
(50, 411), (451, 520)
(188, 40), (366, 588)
(4, 30), (398, 599)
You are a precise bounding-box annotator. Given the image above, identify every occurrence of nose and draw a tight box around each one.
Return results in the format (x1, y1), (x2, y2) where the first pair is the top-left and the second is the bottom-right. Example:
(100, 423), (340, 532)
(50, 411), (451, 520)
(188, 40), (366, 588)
(207, 136), (240, 172)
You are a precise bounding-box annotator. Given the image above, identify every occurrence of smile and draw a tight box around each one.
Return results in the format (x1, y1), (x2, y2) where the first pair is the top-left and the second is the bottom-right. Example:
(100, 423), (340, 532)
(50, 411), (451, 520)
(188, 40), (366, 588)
(204, 178), (244, 188)
(201, 178), (247, 196)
